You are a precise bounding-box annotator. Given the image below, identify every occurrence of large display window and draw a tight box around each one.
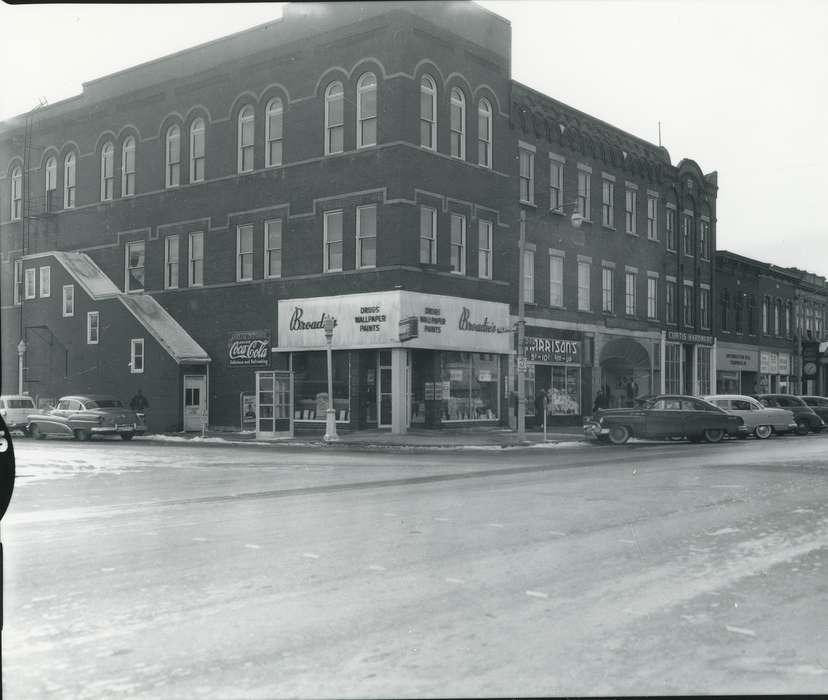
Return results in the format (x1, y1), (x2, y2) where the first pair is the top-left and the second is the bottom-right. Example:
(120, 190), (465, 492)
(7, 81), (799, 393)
(441, 352), (500, 421)
(292, 351), (350, 422)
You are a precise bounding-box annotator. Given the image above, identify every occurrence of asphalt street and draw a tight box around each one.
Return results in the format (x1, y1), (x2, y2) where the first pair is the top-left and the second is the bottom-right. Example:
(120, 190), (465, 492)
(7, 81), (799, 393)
(3, 434), (828, 698)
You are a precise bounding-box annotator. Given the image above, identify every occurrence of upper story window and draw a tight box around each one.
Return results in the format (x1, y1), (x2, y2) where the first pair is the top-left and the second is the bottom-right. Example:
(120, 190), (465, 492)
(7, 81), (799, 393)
(64, 152), (76, 209)
(24, 268), (36, 300)
(449, 88), (465, 159)
(45, 156), (57, 208)
(647, 275), (658, 320)
(130, 338), (145, 374)
(625, 270), (637, 316)
(125, 240), (146, 292)
(665, 280), (676, 324)
(774, 298), (781, 335)
(720, 289), (729, 331)
(356, 204), (377, 268)
(122, 137), (136, 197)
(682, 214), (693, 256)
(478, 99), (492, 168)
(190, 119), (205, 182)
(523, 248), (534, 303)
(324, 210), (344, 272)
(62, 284), (75, 317)
(478, 219), (492, 279)
(356, 73), (377, 149)
(700, 287), (711, 329)
(519, 146), (534, 205)
(602, 266), (614, 313)
(164, 235), (179, 289)
(625, 188), (637, 235)
(786, 301), (793, 338)
(13, 260), (22, 306)
(10, 165), (22, 221)
(665, 206), (676, 251)
(87, 311), (100, 345)
(450, 213), (466, 274)
(549, 253), (564, 307)
(100, 142), (114, 201)
(762, 295), (769, 334)
(420, 75), (437, 150)
(265, 99), (283, 167)
(577, 168), (591, 220)
(683, 283), (694, 326)
(699, 218), (710, 259)
(325, 82), (344, 155)
(747, 295), (756, 334)
(602, 179), (614, 228)
(577, 261), (590, 312)
(647, 195), (658, 240)
(265, 219), (282, 278)
(237, 224), (254, 281)
(419, 206), (437, 265)
(549, 156), (564, 211)
(189, 231), (204, 287)
(39, 266), (50, 298)
(165, 125), (181, 188)
(238, 106), (255, 173)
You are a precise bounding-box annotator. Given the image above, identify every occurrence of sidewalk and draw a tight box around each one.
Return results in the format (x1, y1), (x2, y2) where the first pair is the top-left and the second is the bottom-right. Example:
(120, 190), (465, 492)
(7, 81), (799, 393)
(140, 425), (588, 450)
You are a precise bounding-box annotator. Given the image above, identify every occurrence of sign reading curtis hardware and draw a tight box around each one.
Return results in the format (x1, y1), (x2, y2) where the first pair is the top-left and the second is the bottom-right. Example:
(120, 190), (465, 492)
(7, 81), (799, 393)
(666, 330), (714, 345)
(525, 336), (581, 363)
(228, 330), (271, 366)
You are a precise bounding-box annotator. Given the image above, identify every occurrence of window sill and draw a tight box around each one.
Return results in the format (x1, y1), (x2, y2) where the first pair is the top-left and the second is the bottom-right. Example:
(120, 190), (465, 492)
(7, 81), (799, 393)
(666, 249), (677, 254)
(626, 231), (639, 237)
(519, 200), (537, 208)
(602, 225), (616, 231)
(648, 237), (660, 243)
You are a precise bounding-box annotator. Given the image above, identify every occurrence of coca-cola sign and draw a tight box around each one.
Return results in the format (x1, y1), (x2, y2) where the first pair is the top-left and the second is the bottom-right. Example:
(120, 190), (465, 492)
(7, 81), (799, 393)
(227, 330), (271, 367)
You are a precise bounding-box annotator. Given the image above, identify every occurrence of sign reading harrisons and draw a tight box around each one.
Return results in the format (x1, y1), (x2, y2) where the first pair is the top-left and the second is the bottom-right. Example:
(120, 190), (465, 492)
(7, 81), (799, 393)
(227, 330), (271, 366)
(525, 336), (580, 364)
(277, 292), (511, 353)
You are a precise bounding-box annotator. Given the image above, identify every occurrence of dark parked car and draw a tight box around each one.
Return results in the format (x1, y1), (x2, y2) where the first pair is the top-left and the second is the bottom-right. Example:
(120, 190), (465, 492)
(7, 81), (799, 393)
(752, 394), (825, 435)
(583, 394), (745, 445)
(800, 396), (828, 424)
(26, 395), (146, 441)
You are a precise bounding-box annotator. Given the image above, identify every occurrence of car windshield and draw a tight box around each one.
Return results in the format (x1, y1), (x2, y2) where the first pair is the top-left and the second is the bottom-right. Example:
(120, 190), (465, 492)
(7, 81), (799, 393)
(84, 399), (124, 409)
(6, 399), (35, 408)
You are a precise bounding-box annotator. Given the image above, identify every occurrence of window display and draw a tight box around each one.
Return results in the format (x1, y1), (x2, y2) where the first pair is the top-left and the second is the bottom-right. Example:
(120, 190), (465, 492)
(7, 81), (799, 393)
(292, 351), (350, 422)
(546, 366), (580, 415)
(441, 352), (500, 421)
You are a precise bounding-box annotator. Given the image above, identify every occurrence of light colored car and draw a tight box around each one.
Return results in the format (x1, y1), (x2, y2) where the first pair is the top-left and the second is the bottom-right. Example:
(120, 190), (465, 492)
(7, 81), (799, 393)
(702, 394), (797, 439)
(0, 395), (37, 434)
(26, 395), (146, 441)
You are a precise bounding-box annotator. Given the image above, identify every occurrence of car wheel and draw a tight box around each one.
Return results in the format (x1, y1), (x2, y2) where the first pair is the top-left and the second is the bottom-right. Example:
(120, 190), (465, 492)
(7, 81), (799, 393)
(74, 429), (91, 442)
(30, 423), (46, 440)
(703, 428), (725, 443)
(608, 425), (630, 445)
(795, 420), (809, 436)
(754, 424), (772, 440)
(120, 433), (134, 441)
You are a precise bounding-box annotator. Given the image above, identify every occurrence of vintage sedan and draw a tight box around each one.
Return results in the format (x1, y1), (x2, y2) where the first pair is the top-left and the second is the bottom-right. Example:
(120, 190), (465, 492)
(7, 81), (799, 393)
(702, 394), (797, 439)
(753, 394), (825, 435)
(26, 395), (146, 441)
(583, 394), (745, 445)
(800, 396), (828, 424)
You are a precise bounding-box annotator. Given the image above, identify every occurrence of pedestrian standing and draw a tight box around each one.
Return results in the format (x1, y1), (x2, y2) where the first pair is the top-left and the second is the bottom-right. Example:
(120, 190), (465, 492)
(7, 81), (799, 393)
(130, 389), (149, 415)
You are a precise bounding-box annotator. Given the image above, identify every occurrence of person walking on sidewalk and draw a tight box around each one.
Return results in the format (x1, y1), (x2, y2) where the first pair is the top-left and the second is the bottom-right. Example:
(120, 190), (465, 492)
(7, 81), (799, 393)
(130, 389), (149, 416)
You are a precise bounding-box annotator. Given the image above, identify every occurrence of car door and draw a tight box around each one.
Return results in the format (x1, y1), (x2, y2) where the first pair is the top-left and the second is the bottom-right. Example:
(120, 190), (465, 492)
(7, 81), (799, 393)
(644, 398), (682, 436)
(729, 399), (755, 431)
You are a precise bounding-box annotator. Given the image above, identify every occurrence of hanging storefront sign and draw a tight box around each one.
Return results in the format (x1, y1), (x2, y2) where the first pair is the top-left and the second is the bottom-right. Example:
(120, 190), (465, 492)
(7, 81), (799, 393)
(777, 353), (790, 375)
(227, 330), (271, 367)
(716, 344), (758, 372)
(277, 291), (511, 353)
(524, 336), (581, 364)
(666, 330), (714, 345)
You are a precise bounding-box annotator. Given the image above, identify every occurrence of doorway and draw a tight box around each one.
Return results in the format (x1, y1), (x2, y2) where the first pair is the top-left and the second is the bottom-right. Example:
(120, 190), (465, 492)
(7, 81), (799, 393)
(183, 375), (207, 431)
(378, 350), (392, 428)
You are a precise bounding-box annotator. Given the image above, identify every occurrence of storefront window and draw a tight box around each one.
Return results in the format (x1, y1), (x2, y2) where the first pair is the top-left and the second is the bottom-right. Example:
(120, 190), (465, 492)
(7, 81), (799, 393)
(697, 346), (711, 395)
(665, 342), (682, 394)
(441, 352), (500, 421)
(717, 371), (739, 394)
(548, 366), (580, 415)
(292, 351), (350, 422)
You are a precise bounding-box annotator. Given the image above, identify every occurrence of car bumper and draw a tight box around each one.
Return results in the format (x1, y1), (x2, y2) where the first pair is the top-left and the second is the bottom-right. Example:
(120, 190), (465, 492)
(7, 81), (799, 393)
(91, 425), (146, 435)
(583, 423), (609, 439)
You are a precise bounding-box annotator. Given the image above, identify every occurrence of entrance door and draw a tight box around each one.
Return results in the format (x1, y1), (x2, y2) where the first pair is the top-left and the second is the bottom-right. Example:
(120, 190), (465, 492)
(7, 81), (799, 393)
(183, 375), (207, 431)
(378, 350), (392, 428)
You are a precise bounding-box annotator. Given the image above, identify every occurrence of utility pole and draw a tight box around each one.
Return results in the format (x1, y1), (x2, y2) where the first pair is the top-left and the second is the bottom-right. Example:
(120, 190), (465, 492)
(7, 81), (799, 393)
(516, 208), (527, 439)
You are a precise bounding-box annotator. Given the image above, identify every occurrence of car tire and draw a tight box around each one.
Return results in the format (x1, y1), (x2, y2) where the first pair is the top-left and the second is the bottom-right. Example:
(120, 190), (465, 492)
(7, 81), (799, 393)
(74, 429), (91, 442)
(754, 424), (772, 440)
(795, 420), (809, 436)
(608, 425), (630, 445)
(30, 423), (45, 440)
(120, 433), (134, 441)
(703, 428), (725, 443)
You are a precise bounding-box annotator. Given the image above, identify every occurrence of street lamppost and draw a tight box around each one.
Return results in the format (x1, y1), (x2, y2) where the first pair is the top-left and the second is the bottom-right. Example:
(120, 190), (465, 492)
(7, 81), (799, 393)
(516, 204), (584, 439)
(16, 339), (27, 395)
(323, 315), (339, 442)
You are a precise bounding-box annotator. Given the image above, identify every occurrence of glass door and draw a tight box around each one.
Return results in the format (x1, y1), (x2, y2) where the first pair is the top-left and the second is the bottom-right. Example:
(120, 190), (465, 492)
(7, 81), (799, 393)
(378, 350), (392, 428)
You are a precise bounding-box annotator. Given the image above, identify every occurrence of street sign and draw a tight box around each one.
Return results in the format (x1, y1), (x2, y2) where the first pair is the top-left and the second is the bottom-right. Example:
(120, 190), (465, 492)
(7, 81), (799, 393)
(517, 356), (527, 373)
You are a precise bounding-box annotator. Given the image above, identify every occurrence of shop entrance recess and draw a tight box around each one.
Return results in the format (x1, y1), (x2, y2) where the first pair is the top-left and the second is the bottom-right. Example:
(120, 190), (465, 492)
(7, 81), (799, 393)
(183, 375), (207, 432)
(378, 350), (393, 428)
(255, 370), (293, 438)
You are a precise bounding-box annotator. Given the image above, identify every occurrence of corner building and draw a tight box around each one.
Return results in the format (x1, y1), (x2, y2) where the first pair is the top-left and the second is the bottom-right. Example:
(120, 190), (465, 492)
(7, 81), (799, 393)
(0, 1), (717, 434)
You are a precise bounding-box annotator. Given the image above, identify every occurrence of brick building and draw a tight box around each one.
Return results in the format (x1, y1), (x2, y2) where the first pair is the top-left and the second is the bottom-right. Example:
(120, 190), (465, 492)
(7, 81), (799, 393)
(0, 1), (722, 434)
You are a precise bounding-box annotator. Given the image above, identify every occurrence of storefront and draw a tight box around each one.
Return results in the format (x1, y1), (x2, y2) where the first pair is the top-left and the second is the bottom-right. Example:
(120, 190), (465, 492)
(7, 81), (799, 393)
(715, 342), (758, 395)
(662, 330), (715, 396)
(598, 333), (658, 407)
(758, 349), (793, 394)
(275, 291), (512, 433)
(522, 328), (587, 426)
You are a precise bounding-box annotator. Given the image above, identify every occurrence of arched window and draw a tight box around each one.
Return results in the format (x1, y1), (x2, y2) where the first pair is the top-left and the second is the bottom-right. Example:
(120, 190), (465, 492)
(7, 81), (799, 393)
(356, 72), (377, 148)
(122, 137), (136, 196)
(420, 75), (437, 150)
(190, 118), (205, 182)
(265, 99), (283, 167)
(45, 156), (57, 207)
(64, 152), (76, 209)
(10, 165), (22, 221)
(237, 106), (255, 173)
(450, 88), (465, 159)
(477, 98), (492, 167)
(325, 81), (344, 155)
(165, 125), (180, 188)
(100, 142), (114, 201)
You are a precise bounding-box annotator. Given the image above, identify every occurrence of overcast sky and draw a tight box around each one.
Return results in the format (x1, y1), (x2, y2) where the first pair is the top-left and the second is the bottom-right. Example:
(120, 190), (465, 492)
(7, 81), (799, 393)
(1, 1), (826, 277)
